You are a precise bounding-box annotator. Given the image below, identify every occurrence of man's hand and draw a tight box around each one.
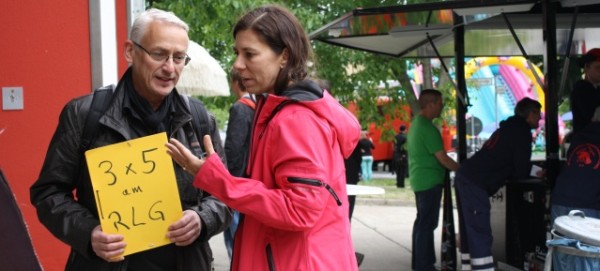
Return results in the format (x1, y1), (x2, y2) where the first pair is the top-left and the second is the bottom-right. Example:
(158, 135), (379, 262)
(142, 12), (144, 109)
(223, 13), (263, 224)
(435, 150), (460, 172)
(91, 225), (126, 262)
(536, 168), (547, 178)
(167, 210), (202, 246)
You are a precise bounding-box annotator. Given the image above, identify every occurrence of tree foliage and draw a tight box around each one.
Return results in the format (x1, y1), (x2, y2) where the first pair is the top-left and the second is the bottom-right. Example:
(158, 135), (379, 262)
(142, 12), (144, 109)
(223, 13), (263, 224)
(149, 0), (432, 139)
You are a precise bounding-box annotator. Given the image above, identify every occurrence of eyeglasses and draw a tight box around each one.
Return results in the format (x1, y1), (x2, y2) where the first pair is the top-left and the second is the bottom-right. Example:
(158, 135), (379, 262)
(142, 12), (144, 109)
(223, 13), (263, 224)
(132, 41), (191, 66)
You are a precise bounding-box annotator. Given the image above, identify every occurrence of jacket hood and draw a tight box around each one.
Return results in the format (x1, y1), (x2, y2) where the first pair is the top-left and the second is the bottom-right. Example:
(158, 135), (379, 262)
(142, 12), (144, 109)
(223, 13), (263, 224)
(269, 80), (361, 158)
(499, 115), (529, 130)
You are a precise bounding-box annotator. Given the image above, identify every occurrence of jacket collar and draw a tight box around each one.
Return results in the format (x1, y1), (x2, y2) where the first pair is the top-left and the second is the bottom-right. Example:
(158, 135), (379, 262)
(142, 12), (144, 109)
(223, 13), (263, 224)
(98, 69), (192, 140)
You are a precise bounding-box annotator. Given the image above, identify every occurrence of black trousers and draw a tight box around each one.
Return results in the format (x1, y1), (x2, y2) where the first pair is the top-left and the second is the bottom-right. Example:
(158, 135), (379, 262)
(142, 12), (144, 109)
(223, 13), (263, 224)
(395, 157), (408, 187)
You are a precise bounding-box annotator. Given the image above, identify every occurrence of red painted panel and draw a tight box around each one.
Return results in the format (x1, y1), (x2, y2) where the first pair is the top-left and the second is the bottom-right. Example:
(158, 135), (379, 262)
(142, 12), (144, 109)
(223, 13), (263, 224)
(116, 0), (129, 76)
(0, 1), (128, 269)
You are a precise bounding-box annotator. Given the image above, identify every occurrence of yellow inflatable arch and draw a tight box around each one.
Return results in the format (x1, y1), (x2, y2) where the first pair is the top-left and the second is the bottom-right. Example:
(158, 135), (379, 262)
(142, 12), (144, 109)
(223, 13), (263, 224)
(464, 56), (545, 110)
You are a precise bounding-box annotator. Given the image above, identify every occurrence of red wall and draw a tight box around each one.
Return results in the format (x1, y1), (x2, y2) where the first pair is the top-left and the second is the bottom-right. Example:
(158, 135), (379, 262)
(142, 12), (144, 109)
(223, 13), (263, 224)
(116, 0), (130, 74)
(348, 101), (411, 162)
(0, 1), (128, 269)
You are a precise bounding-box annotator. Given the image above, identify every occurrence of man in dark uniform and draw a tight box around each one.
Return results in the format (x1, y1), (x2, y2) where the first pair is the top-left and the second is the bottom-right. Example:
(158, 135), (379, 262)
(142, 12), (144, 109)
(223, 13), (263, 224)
(551, 106), (600, 221)
(394, 125), (408, 188)
(570, 48), (600, 133)
(454, 98), (542, 271)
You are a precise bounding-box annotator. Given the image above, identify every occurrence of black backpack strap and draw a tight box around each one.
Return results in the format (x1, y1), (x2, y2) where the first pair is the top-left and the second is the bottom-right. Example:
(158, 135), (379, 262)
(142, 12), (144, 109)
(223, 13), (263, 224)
(76, 84), (115, 186)
(180, 94), (210, 157)
(81, 84), (115, 150)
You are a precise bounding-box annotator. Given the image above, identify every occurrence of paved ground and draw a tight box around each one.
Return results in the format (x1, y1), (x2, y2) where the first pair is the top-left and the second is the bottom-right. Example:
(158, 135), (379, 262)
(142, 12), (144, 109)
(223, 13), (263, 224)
(208, 171), (450, 271)
(209, 205), (452, 271)
(207, 170), (553, 271)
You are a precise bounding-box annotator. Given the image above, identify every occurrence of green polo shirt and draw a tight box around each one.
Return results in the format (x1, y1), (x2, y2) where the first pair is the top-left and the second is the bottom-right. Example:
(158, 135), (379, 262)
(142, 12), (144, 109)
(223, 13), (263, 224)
(407, 115), (445, 192)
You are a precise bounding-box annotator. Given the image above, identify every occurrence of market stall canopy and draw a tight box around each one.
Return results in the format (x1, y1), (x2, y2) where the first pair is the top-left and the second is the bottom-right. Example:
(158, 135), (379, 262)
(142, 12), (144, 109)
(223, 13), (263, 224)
(176, 41), (229, 97)
(309, 0), (600, 58)
(309, 0), (600, 192)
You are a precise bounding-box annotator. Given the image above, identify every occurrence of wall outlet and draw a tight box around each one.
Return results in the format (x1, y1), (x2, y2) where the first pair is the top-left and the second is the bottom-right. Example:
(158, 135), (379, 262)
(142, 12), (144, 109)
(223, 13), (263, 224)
(2, 87), (24, 110)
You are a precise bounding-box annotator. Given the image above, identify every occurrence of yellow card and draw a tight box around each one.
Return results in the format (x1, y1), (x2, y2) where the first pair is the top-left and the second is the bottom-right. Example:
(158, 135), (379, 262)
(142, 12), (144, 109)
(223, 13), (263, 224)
(85, 132), (182, 256)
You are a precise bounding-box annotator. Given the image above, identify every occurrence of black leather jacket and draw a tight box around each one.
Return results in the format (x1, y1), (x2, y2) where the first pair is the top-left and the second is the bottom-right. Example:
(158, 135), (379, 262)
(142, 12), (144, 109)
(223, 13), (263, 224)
(30, 82), (231, 271)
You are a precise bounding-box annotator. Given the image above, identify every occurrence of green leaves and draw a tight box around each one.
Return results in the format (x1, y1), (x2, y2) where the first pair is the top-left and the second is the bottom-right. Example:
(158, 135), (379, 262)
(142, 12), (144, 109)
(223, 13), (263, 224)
(149, 0), (423, 137)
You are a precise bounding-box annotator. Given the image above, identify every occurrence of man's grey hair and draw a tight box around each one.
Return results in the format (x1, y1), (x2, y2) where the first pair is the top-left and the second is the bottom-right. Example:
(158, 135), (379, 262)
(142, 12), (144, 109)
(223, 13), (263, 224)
(130, 8), (189, 43)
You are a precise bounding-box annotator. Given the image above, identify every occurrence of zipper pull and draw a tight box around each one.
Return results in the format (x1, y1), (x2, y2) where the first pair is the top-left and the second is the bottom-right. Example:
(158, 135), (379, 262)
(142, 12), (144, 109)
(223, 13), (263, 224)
(322, 182), (342, 206)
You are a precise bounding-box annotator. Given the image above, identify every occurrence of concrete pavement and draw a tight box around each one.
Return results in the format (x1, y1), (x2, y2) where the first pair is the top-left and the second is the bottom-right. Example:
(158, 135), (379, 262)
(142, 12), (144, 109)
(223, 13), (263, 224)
(209, 205), (452, 271)
(207, 169), (453, 271)
(207, 171), (540, 270)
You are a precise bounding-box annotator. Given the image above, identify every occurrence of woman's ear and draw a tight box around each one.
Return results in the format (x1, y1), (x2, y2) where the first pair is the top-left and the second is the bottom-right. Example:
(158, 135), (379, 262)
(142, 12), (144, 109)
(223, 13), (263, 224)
(280, 48), (289, 68)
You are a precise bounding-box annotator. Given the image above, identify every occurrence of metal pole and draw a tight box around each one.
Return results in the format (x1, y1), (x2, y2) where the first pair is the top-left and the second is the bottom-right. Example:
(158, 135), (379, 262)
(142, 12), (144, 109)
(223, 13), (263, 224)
(558, 6), (579, 99)
(426, 34), (466, 107)
(454, 14), (468, 162)
(544, 0), (560, 189)
(502, 13), (545, 93)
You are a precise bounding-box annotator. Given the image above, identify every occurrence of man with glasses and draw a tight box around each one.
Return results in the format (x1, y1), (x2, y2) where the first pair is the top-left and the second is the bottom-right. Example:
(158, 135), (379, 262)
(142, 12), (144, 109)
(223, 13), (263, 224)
(30, 8), (230, 271)
(132, 41), (191, 66)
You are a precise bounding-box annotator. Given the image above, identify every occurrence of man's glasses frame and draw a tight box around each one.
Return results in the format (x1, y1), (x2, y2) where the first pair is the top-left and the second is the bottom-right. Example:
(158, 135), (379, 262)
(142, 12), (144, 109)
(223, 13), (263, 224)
(132, 41), (191, 66)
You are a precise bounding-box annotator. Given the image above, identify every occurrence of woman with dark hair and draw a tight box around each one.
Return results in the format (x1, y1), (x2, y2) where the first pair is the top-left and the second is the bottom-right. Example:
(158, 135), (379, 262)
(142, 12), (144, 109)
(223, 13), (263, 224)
(165, 5), (360, 271)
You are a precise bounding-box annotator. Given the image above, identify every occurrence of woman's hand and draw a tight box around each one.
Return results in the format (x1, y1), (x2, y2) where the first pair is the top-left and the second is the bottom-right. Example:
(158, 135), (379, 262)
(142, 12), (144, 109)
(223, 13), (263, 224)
(166, 135), (216, 175)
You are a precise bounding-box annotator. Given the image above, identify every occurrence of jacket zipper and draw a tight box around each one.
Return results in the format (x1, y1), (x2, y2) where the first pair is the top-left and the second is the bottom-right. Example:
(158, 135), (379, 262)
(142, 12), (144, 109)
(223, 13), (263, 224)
(169, 116), (191, 139)
(170, 117), (205, 158)
(266, 244), (276, 271)
(246, 95), (266, 178)
(288, 177), (342, 206)
(258, 100), (297, 140)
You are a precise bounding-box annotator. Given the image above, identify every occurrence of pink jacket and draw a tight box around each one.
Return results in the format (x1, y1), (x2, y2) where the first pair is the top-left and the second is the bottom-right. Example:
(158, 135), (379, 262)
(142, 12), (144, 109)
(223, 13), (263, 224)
(195, 81), (361, 270)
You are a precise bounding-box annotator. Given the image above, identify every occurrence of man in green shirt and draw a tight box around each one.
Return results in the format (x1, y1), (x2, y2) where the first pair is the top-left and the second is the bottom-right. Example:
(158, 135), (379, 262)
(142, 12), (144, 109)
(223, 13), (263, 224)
(408, 89), (459, 271)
